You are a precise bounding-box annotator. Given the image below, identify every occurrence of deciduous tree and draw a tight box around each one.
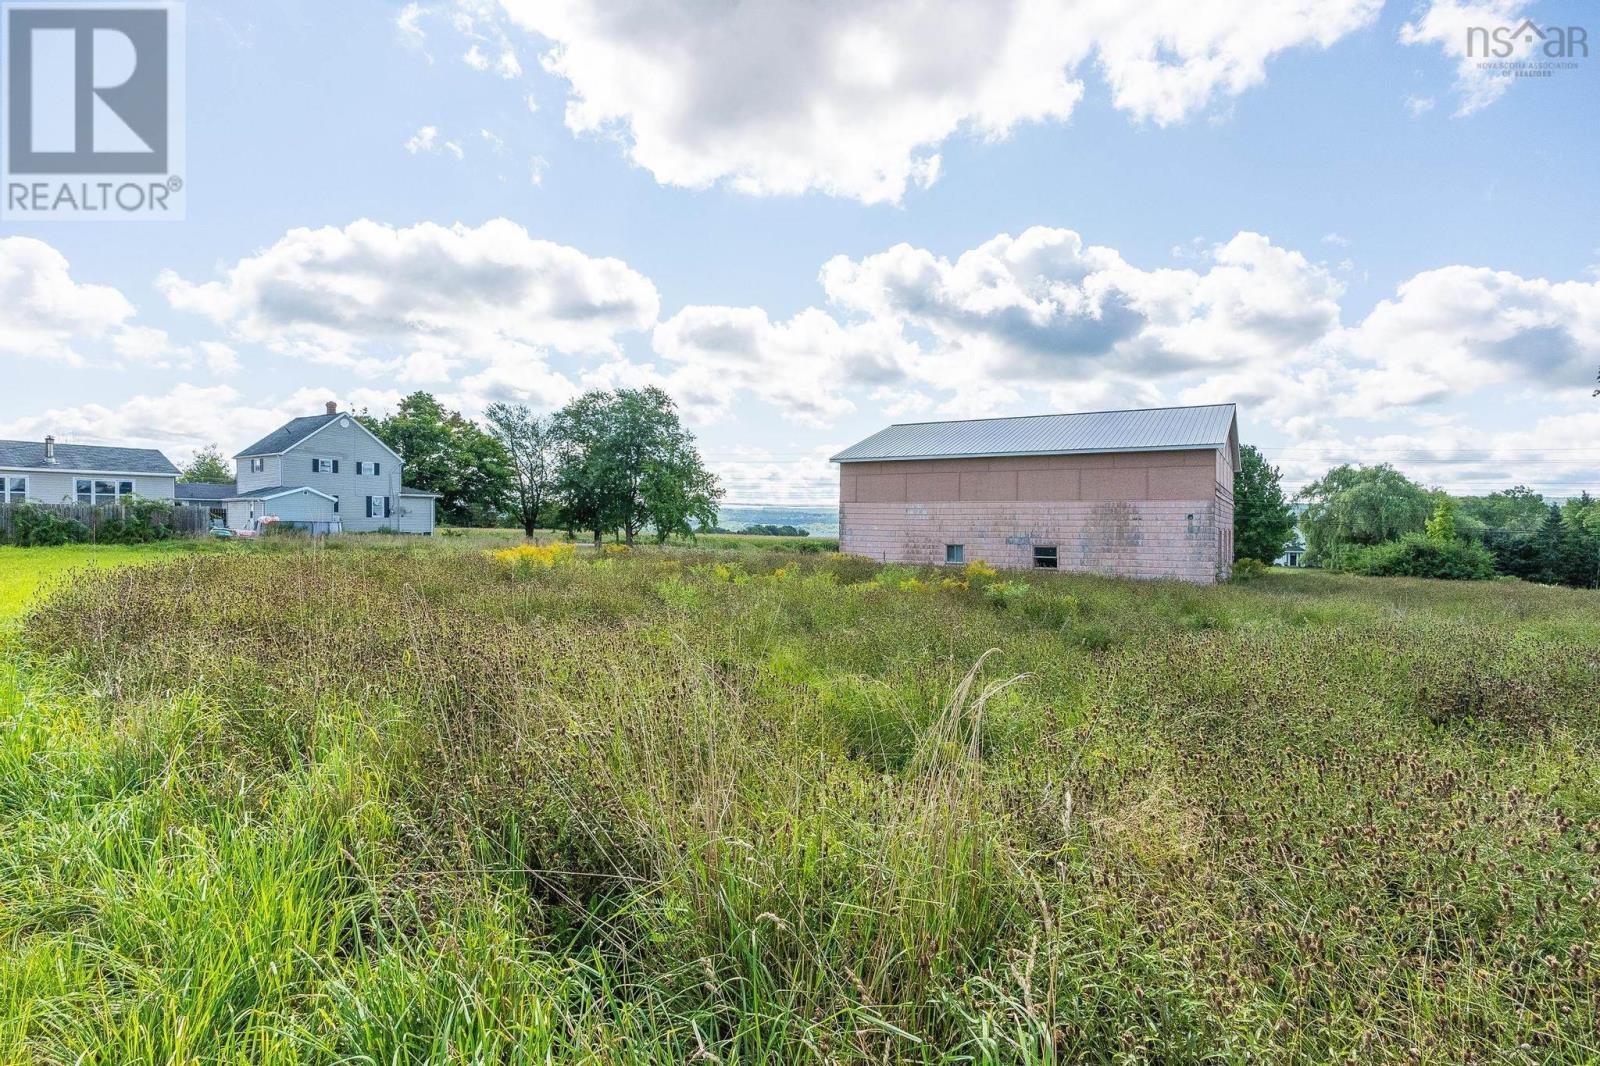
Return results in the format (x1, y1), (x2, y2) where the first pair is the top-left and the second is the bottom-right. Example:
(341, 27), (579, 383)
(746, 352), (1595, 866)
(1233, 444), (1296, 563)
(179, 444), (233, 484)
(484, 403), (556, 537)
(549, 387), (722, 544)
(362, 392), (514, 526)
(1298, 464), (1433, 566)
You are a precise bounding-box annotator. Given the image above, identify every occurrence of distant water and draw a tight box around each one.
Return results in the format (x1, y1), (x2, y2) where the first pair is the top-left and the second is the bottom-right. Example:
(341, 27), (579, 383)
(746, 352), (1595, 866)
(711, 505), (839, 536)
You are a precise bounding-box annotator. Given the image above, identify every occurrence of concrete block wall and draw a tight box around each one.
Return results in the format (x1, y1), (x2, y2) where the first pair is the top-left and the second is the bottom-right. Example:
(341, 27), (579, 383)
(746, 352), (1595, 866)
(838, 447), (1232, 584)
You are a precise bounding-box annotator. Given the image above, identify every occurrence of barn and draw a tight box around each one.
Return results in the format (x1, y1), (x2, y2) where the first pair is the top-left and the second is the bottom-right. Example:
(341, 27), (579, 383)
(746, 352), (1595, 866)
(831, 403), (1240, 584)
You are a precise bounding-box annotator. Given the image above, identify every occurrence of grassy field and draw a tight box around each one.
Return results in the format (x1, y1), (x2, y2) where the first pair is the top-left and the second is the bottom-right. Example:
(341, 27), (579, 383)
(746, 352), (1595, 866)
(1, 540), (1598, 1063)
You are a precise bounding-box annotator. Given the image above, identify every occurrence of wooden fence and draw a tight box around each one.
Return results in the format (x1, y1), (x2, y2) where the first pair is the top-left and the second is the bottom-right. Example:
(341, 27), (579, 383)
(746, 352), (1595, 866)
(0, 502), (214, 543)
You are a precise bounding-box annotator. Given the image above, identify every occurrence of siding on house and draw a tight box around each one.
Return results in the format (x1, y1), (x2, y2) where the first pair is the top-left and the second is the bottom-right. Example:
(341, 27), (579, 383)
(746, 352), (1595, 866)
(235, 455), (283, 494)
(395, 493), (436, 534)
(0, 469), (177, 503)
(836, 406), (1239, 585)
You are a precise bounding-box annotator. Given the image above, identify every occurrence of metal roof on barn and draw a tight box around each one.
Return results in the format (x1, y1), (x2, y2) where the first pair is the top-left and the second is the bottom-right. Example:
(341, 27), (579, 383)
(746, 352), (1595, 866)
(830, 403), (1238, 466)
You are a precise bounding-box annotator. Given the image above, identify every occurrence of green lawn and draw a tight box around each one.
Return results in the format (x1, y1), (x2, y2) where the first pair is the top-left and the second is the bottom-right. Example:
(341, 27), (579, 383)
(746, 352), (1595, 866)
(2, 542), (1598, 1063)
(0, 542), (219, 623)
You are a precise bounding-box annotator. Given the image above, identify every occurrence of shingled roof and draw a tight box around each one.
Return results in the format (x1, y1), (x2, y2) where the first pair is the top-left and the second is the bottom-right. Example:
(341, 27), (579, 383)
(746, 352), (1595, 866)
(0, 439), (180, 475)
(234, 413), (342, 458)
(831, 404), (1239, 467)
(173, 482), (237, 502)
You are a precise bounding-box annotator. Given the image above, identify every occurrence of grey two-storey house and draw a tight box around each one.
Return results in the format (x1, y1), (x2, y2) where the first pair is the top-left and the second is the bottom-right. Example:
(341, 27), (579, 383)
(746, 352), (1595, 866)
(216, 403), (438, 534)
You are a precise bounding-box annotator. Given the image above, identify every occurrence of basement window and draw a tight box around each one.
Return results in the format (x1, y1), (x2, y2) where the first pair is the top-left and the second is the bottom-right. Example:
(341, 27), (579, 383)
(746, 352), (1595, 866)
(945, 544), (965, 564)
(1033, 545), (1058, 569)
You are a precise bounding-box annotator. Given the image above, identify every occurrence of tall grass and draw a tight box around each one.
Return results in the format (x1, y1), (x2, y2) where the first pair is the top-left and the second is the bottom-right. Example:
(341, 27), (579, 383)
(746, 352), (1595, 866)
(2, 545), (1598, 1062)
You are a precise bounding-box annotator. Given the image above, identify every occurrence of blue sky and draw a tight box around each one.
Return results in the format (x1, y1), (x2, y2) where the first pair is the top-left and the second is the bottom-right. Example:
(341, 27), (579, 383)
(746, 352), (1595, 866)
(2, 0), (1597, 505)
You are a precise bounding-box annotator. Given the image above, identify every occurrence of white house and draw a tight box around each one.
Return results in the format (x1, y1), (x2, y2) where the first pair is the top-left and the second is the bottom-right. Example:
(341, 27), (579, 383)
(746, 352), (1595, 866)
(0, 437), (180, 504)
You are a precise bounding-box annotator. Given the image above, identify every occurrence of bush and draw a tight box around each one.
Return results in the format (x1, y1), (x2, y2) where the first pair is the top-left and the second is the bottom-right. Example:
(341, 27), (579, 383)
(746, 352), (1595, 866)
(8, 503), (90, 546)
(1231, 558), (1270, 581)
(982, 580), (1030, 608)
(94, 499), (178, 544)
(1345, 532), (1497, 581)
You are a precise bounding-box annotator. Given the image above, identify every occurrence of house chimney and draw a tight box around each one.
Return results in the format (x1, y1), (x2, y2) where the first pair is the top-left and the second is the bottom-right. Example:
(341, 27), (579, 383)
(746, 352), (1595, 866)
(44, 435), (55, 464)
(326, 401), (338, 415)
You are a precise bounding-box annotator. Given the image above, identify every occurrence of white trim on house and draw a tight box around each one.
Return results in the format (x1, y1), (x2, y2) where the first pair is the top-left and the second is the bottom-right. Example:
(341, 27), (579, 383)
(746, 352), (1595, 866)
(241, 416), (404, 466)
(222, 486), (340, 503)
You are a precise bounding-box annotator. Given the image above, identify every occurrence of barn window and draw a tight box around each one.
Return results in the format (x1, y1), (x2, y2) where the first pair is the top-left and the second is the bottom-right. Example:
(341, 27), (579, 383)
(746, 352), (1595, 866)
(945, 544), (964, 564)
(1033, 545), (1058, 569)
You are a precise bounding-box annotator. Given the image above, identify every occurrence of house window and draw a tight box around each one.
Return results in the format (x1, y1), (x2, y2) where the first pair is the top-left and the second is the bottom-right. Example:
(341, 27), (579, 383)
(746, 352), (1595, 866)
(118, 481), (134, 499)
(313, 458), (340, 474)
(248, 457), (265, 473)
(76, 479), (92, 503)
(1033, 546), (1058, 569)
(3, 476), (25, 503)
(945, 544), (965, 564)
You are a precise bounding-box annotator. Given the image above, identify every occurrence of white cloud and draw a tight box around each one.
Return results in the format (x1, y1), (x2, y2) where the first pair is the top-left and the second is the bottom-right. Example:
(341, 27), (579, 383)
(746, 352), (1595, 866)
(198, 342), (240, 375)
(407, 126), (466, 160)
(1271, 411), (1600, 496)
(0, 384), (414, 470)
(404, 125), (445, 154)
(1341, 266), (1600, 415)
(652, 306), (919, 425)
(480, 128), (506, 152)
(706, 444), (844, 506)
(654, 226), (1600, 444)
(0, 237), (137, 365)
(399, 0), (522, 77)
(1399, 0), (1532, 115)
(157, 219), (660, 410)
(1405, 94), (1436, 116)
(820, 227), (1343, 403)
(457, 0), (1382, 204)
(529, 154), (548, 185)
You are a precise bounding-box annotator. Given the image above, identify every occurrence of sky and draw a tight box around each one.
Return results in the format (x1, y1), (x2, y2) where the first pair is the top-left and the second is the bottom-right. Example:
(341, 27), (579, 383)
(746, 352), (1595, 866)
(2, 0), (1597, 506)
